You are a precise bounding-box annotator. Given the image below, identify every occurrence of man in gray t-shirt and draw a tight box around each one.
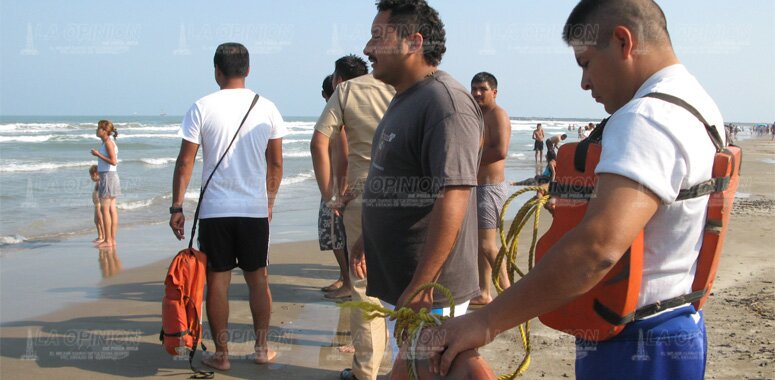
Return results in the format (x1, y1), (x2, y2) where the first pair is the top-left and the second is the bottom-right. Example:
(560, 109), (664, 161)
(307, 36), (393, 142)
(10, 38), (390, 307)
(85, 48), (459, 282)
(359, 0), (482, 313)
(362, 70), (482, 308)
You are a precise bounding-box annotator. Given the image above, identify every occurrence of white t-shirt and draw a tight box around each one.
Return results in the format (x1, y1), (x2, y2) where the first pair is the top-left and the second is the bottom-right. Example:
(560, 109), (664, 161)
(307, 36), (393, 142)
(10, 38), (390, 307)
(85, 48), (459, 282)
(180, 88), (287, 219)
(595, 64), (724, 309)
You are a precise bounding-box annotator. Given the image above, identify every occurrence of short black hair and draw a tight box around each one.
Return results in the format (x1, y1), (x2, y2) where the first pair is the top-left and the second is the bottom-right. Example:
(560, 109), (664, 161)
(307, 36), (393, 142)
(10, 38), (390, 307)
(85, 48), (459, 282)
(562, 0), (670, 48)
(213, 42), (249, 77)
(471, 72), (498, 90)
(376, 0), (446, 66)
(334, 55), (369, 81)
(322, 74), (334, 99)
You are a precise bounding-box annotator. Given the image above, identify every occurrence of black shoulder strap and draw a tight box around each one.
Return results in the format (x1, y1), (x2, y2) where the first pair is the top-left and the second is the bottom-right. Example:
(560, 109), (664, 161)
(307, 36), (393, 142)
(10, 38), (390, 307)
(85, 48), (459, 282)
(188, 93), (260, 249)
(642, 92), (724, 152)
(573, 117), (608, 172)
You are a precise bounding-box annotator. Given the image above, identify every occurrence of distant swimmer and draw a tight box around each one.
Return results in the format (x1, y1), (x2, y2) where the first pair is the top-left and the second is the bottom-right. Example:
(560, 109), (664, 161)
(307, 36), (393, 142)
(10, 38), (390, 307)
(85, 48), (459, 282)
(532, 123), (545, 164)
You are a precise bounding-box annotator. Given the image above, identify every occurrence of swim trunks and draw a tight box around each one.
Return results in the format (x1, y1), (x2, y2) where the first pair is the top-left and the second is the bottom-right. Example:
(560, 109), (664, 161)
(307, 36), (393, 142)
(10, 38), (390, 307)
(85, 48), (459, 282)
(317, 198), (346, 251)
(198, 217), (270, 272)
(476, 182), (509, 229)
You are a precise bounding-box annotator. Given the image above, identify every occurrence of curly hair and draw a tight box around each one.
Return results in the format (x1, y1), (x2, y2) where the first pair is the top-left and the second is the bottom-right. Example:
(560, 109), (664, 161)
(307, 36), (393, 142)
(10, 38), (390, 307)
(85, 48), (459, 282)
(376, 0), (446, 66)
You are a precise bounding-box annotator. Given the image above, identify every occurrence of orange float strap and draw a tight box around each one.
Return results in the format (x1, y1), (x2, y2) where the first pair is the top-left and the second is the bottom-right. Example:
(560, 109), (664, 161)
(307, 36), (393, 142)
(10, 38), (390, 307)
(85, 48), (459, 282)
(535, 92), (742, 342)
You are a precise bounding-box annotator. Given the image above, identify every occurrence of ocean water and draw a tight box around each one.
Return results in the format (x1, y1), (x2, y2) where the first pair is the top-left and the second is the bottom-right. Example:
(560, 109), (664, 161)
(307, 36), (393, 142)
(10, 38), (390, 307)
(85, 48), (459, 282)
(0, 115), (596, 251)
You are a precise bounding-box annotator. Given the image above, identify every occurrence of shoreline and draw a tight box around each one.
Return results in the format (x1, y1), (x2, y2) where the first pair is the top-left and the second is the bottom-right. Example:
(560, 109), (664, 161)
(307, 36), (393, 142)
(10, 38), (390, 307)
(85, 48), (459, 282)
(0, 137), (773, 379)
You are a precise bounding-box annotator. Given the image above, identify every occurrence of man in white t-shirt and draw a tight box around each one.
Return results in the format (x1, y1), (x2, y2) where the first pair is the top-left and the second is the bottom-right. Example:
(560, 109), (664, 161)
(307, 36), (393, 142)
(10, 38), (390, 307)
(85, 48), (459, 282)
(170, 42), (287, 370)
(427, 1), (724, 379)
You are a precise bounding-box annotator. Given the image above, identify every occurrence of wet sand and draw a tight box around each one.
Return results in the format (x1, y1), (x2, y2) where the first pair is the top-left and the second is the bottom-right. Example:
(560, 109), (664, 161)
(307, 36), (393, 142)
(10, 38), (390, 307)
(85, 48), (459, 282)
(1, 137), (773, 379)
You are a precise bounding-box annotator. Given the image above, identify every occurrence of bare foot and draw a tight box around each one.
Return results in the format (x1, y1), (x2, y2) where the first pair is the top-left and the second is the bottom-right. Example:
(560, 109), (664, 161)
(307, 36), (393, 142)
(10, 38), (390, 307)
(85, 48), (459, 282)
(469, 294), (492, 307)
(336, 344), (355, 353)
(321, 279), (343, 292)
(92, 239), (105, 246)
(323, 286), (352, 300)
(254, 348), (277, 364)
(201, 352), (230, 371)
(97, 241), (114, 248)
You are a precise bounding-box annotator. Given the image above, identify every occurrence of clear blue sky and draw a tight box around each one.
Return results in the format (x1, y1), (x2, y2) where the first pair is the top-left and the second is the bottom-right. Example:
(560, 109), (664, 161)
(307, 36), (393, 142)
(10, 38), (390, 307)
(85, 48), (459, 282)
(1, 0), (773, 122)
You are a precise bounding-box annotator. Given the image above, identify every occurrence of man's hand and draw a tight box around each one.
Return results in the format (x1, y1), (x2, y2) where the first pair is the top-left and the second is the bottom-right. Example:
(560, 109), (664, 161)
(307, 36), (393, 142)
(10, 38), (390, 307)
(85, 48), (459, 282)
(425, 312), (497, 376)
(395, 285), (433, 314)
(170, 212), (186, 240)
(350, 236), (367, 279)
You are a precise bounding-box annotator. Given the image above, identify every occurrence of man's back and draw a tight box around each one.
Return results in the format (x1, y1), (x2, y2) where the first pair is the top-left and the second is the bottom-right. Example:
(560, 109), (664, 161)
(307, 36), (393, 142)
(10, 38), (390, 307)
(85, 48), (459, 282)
(315, 74), (395, 187)
(180, 88), (286, 218)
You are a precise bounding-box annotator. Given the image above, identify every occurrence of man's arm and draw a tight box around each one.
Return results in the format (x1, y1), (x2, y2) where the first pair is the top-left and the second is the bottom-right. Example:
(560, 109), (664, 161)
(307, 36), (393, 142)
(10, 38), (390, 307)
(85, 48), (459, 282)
(395, 186), (473, 311)
(334, 128), (349, 197)
(170, 140), (199, 240)
(480, 108), (511, 165)
(311, 130), (335, 202)
(266, 138), (283, 221)
(430, 173), (660, 375)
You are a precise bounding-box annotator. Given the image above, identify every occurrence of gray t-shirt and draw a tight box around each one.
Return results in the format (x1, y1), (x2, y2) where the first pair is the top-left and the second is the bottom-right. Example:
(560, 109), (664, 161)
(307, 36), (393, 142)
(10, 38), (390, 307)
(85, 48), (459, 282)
(362, 71), (483, 307)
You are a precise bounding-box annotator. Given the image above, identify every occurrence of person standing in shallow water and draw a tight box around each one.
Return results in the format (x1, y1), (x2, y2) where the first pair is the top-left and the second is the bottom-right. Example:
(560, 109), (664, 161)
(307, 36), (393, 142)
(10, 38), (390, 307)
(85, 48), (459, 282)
(532, 123), (545, 165)
(90, 120), (120, 248)
(88, 165), (105, 245)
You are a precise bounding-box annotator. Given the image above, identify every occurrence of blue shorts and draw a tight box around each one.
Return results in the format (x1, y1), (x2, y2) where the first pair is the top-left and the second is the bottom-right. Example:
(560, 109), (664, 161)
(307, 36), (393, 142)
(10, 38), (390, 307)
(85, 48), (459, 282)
(575, 305), (707, 380)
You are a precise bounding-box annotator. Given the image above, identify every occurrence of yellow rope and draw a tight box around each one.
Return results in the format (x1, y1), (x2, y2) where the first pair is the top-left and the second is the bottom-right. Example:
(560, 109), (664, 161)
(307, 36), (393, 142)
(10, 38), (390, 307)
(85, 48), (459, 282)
(340, 186), (551, 379)
(492, 186), (550, 379)
(340, 282), (455, 380)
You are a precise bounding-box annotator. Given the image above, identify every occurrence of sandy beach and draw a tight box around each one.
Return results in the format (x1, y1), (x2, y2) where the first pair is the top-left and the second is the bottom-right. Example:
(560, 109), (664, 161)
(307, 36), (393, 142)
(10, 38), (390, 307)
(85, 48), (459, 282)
(1, 136), (773, 379)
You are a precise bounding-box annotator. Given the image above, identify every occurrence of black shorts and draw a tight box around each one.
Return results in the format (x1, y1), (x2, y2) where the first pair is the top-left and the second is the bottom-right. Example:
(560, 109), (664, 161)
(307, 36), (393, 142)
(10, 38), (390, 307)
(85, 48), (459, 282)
(533, 140), (544, 151)
(198, 217), (269, 272)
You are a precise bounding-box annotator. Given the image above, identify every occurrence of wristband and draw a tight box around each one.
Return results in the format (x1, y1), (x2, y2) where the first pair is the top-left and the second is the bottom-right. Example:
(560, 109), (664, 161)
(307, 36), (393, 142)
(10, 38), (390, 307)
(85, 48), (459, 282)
(169, 206), (183, 214)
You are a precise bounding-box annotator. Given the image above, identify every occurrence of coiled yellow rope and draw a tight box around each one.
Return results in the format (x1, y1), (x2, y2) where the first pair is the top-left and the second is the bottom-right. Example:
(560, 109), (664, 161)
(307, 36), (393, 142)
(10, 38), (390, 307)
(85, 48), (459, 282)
(340, 282), (455, 380)
(492, 186), (551, 379)
(340, 186), (551, 379)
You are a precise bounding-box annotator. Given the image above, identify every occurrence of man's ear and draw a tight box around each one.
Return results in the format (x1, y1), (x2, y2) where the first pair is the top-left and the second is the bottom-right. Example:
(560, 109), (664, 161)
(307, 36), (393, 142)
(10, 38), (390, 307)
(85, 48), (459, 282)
(612, 25), (635, 59)
(406, 32), (424, 54)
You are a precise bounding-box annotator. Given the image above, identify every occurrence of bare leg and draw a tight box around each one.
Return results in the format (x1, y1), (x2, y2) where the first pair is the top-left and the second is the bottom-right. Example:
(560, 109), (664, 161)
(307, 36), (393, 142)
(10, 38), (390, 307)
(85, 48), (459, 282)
(244, 267), (276, 364)
(203, 270), (232, 371)
(109, 198), (118, 247)
(94, 206), (105, 243)
(472, 228), (510, 306)
(98, 199), (113, 248)
(325, 248), (352, 299)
